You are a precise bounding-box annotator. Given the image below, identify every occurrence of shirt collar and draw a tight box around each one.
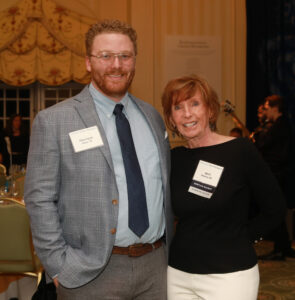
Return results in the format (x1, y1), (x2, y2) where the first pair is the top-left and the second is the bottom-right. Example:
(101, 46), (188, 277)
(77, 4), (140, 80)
(89, 83), (130, 118)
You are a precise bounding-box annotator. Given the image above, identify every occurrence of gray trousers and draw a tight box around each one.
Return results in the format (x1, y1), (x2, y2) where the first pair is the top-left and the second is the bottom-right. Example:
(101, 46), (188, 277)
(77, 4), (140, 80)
(57, 245), (167, 300)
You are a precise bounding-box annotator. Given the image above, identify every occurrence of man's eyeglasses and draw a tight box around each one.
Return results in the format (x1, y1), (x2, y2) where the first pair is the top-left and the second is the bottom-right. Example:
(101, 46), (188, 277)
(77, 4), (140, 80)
(90, 52), (135, 64)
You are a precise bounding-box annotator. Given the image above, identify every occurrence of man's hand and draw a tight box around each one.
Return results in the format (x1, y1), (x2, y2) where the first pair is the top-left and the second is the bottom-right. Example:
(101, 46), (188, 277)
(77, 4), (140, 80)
(53, 277), (59, 288)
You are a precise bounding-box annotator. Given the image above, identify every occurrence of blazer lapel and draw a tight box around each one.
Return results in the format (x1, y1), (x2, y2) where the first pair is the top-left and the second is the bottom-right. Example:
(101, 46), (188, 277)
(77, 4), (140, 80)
(73, 86), (115, 173)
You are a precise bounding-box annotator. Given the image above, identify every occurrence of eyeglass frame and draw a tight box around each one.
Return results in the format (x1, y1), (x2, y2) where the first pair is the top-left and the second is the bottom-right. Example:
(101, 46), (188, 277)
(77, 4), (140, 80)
(89, 51), (136, 64)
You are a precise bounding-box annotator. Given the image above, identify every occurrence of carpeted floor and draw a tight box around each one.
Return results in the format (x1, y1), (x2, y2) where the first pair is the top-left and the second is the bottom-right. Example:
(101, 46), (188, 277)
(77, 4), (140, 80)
(255, 241), (295, 300)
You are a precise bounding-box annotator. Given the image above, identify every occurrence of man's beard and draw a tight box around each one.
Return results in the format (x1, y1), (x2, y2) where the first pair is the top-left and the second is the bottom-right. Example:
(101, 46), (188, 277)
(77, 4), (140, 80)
(92, 68), (135, 100)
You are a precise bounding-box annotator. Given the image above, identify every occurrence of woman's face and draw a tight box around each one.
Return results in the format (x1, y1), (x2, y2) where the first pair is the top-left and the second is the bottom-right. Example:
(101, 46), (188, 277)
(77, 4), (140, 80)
(170, 90), (211, 141)
(12, 116), (21, 130)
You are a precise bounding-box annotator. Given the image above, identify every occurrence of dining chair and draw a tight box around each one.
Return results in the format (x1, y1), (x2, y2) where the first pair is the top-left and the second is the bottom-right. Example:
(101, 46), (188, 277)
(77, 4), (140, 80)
(0, 197), (42, 283)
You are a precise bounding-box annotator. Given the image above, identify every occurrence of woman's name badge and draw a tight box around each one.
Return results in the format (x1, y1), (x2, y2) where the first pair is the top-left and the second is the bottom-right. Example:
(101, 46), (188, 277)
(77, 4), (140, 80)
(188, 160), (224, 199)
(69, 126), (104, 153)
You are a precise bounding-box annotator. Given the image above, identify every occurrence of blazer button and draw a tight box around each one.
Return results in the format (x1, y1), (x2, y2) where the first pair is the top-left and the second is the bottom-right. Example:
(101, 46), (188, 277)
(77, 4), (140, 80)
(112, 199), (118, 205)
(110, 228), (116, 234)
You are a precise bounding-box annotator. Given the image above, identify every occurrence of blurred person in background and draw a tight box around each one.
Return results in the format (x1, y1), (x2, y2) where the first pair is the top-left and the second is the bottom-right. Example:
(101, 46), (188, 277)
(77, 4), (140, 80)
(252, 103), (273, 147)
(4, 114), (29, 173)
(229, 127), (243, 138)
(257, 95), (295, 260)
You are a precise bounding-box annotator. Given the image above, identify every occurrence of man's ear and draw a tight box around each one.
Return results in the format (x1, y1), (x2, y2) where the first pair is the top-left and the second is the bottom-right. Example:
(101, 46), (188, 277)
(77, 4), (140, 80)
(85, 56), (92, 73)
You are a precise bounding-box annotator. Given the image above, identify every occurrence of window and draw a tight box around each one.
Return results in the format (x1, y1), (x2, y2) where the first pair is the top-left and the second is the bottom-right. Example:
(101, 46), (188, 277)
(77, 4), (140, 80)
(0, 84), (33, 132)
(41, 82), (84, 110)
(0, 81), (85, 132)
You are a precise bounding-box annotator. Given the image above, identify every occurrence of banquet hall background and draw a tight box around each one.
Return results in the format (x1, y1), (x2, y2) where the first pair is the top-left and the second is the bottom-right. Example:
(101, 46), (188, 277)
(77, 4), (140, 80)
(0, 0), (247, 148)
(0, 1), (294, 299)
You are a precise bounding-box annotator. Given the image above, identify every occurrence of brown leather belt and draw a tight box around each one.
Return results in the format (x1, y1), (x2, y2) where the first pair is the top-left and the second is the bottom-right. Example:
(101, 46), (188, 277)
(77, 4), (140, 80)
(112, 239), (162, 257)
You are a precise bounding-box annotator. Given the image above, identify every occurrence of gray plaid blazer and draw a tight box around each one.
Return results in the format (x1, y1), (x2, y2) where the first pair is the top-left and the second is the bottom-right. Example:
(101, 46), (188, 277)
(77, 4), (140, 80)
(24, 86), (173, 288)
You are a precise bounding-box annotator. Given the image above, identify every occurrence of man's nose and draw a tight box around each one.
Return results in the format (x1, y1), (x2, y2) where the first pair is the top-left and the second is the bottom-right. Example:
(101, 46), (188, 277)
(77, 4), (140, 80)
(111, 56), (122, 68)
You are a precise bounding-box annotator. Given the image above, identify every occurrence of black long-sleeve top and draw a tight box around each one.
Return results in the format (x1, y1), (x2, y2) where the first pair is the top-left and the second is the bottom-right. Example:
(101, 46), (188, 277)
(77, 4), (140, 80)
(255, 116), (291, 187)
(169, 138), (286, 274)
(9, 134), (29, 165)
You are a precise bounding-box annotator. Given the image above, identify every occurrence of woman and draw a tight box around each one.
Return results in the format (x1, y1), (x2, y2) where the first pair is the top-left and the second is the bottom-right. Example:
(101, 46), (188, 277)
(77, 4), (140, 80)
(161, 75), (285, 300)
(4, 114), (29, 173)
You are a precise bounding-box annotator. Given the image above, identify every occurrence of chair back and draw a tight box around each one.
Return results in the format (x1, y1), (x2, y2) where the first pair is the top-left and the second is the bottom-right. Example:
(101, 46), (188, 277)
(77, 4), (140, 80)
(0, 164), (6, 176)
(0, 198), (42, 281)
(0, 174), (6, 187)
(15, 175), (25, 198)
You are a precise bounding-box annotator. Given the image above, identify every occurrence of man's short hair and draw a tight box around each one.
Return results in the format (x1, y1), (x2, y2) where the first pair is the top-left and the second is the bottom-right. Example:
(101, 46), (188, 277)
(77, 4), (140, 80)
(85, 19), (137, 56)
(230, 127), (243, 137)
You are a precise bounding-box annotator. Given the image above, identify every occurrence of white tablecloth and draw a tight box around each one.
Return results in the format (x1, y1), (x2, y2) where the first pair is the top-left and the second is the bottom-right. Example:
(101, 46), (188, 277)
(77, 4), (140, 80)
(0, 276), (37, 300)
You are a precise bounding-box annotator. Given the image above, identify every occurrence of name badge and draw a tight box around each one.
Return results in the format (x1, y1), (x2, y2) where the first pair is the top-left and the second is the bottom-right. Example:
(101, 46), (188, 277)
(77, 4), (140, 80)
(69, 126), (104, 153)
(188, 160), (224, 199)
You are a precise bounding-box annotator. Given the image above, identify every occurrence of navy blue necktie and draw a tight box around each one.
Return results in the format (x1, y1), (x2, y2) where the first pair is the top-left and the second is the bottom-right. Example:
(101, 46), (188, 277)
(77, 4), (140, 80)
(113, 104), (149, 237)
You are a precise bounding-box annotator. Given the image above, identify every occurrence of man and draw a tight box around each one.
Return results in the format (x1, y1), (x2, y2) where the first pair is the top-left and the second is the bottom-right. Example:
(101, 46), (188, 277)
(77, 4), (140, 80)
(229, 127), (243, 138)
(252, 103), (272, 146)
(257, 95), (295, 260)
(25, 19), (174, 299)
